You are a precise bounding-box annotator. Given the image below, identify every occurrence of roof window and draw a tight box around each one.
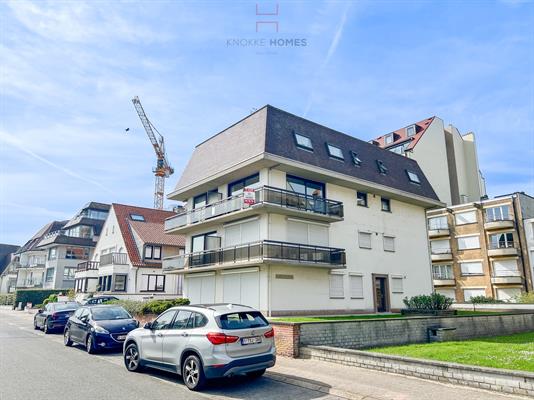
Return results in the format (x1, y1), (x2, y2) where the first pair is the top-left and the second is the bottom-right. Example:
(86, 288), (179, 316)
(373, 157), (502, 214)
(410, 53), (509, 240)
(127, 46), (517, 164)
(130, 214), (145, 221)
(350, 151), (361, 166)
(406, 170), (421, 184)
(326, 143), (344, 160)
(406, 125), (416, 137)
(376, 160), (388, 175)
(294, 132), (313, 151)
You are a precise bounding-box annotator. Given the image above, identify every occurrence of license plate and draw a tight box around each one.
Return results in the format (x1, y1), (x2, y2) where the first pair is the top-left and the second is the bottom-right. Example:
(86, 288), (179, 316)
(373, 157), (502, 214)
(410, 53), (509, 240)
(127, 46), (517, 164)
(241, 336), (262, 345)
(117, 335), (127, 340)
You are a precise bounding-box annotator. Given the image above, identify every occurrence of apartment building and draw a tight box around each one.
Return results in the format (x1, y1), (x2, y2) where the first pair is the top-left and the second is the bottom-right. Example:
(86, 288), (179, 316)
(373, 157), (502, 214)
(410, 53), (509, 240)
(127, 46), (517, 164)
(0, 245), (21, 293)
(372, 117), (486, 206)
(428, 192), (534, 302)
(40, 202), (110, 290)
(75, 204), (185, 299)
(525, 217), (534, 283)
(163, 105), (443, 316)
(14, 220), (66, 290)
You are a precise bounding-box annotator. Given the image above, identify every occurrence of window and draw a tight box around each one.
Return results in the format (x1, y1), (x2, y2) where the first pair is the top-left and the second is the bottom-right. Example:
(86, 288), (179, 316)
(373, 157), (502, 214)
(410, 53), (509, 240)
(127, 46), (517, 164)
(376, 160), (388, 174)
(489, 232), (514, 249)
(496, 288), (521, 301)
(493, 259), (519, 277)
(193, 190), (220, 209)
(356, 191), (368, 207)
(349, 274), (363, 298)
(141, 274), (165, 292)
(457, 235), (480, 250)
(48, 248), (57, 260)
(326, 143), (344, 160)
(85, 209), (108, 220)
(389, 143), (409, 154)
(218, 312), (269, 330)
(350, 151), (362, 166)
(65, 247), (90, 260)
(384, 134), (394, 145)
(358, 231), (372, 249)
(45, 268), (54, 282)
(225, 218), (261, 246)
(144, 245), (162, 260)
(430, 239), (451, 254)
(391, 276), (404, 293)
(329, 274), (344, 298)
(191, 232), (220, 252)
(152, 310), (177, 330)
(460, 262), (484, 275)
(286, 175), (325, 198)
(63, 267), (76, 280)
(113, 274), (127, 291)
(383, 236), (395, 252)
(486, 205), (510, 222)
(187, 312), (208, 329)
(406, 170), (420, 184)
(428, 216), (448, 230)
(66, 225), (93, 239)
(406, 125), (416, 137)
(432, 264), (453, 280)
(171, 310), (192, 329)
(228, 173), (260, 196)
(293, 132), (313, 151)
(130, 214), (145, 222)
(435, 289), (456, 301)
(287, 219), (329, 246)
(455, 211), (477, 225)
(381, 198), (391, 212)
(463, 289), (486, 301)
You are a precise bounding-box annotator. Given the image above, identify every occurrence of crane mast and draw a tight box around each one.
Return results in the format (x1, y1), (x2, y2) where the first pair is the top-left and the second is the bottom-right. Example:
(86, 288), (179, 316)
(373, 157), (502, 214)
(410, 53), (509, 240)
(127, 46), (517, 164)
(132, 96), (174, 210)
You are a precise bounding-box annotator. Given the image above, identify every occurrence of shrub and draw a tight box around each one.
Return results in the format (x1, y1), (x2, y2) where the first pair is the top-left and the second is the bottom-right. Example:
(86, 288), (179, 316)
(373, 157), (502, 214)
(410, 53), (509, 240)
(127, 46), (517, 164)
(403, 293), (453, 310)
(514, 292), (534, 304)
(43, 294), (58, 306)
(66, 289), (76, 300)
(14, 289), (63, 308)
(469, 296), (503, 304)
(107, 300), (145, 316)
(108, 298), (190, 316)
(0, 294), (15, 305)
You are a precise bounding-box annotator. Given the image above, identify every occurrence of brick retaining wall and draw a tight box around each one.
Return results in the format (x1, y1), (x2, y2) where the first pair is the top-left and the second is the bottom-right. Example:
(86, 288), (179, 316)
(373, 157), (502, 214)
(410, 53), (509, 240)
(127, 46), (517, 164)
(301, 345), (534, 397)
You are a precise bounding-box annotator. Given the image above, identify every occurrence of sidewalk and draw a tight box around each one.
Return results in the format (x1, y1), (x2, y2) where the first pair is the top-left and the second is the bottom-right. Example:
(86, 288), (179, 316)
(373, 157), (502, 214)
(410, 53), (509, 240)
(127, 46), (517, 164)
(268, 357), (523, 400)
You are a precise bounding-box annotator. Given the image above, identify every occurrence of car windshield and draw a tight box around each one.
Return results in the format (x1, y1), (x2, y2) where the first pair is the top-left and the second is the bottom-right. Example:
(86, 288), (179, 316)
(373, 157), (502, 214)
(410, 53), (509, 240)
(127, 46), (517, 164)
(52, 303), (79, 311)
(218, 311), (269, 330)
(91, 307), (132, 321)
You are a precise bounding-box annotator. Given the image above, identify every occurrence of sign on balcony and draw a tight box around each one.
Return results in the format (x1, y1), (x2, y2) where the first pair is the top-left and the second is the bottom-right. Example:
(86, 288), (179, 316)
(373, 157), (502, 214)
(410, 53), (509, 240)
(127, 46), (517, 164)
(243, 188), (256, 206)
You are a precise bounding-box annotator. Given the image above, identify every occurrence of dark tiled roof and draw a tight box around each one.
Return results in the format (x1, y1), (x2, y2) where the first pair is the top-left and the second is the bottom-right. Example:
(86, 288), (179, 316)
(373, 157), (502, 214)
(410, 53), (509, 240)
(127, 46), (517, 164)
(372, 117), (435, 151)
(0, 244), (20, 275)
(16, 220), (67, 254)
(112, 204), (183, 267)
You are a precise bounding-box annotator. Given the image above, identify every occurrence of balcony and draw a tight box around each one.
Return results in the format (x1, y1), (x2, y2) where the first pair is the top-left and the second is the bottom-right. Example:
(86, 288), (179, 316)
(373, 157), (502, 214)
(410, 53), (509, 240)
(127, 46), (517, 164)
(165, 186), (344, 234)
(491, 275), (522, 285)
(484, 217), (514, 231)
(16, 280), (43, 288)
(430, 249), (453, 261)
(100, 253), (128, 266)
(428, 228), (450, 238)
(75, 261), (100, 279)
(488, 242), (518, 257)
(163, 240), (346, 273)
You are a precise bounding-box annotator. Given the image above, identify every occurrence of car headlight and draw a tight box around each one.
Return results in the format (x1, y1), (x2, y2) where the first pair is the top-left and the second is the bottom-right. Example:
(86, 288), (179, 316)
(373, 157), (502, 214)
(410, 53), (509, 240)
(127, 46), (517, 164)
(93, 325), (109, 334)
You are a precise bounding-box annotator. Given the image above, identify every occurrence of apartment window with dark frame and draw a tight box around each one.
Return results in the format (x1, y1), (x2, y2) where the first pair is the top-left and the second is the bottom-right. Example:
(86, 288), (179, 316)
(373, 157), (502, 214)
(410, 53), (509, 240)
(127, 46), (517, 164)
(130, 214), (145, 222)
(113, 274), (127, 292)
(144, 245), (162, 260)
(63, 267), (76, 280)
(326, 143), (344, 160)
(45, 268), (54, 282)
(48, 247), (57, 260)
(357, 192), (368, 207)
(381, 198), (391, 212)
(293, 132), (313, 151)
(65, 247), (90, 260)
(376, 160), (388, 174)
(286, 175), (325, 198)
(193, 189), (220, 209)
(141, 274), (165, 292)
(349, 151), (362, 166)
(228, 173), (260, 197)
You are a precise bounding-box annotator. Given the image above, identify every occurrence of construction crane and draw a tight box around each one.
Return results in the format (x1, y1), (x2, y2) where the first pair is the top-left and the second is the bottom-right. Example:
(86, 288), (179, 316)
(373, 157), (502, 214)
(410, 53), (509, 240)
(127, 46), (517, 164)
(131, 96), (174, 210)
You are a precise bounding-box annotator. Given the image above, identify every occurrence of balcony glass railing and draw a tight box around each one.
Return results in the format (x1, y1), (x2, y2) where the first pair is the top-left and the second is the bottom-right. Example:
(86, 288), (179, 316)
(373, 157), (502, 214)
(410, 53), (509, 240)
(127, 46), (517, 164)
(163, 240), (346, 272)
(165, 186), (344, 231)
(488, 241), (517, 250)
(432, 270), (454, 280)
(100, 253), (128, 266)
(76, 261), (100, 271)
(431, 248), (452, 255)
(493, 270), (521, 277)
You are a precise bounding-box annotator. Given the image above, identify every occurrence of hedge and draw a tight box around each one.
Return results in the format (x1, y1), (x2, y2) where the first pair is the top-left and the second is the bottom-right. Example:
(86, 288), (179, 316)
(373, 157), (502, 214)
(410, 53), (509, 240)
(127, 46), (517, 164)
(108, 298), (190, 316)
(14, 289), (65, 308)
(0, 294), (15, 305)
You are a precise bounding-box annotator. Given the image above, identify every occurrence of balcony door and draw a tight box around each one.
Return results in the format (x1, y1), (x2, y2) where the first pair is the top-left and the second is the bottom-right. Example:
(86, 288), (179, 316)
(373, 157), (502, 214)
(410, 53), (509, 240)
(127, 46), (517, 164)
(191, 232), (221, 267)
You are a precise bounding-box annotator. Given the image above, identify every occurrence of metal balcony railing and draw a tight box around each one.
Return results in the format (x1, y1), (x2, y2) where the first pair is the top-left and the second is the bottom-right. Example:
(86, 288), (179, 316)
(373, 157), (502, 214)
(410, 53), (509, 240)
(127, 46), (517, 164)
(488, 241), (517, 250)
(428, 222), (449, 230)
(485, 214), (513, 223)
(165, 186), (344, 231)
(432, 270), (454, 280)
(100, 253), (128, 266)
(492, 270), (521, 278)
(431, 248), (452, 255)
(163, 240), (346, 272)
(76, 261), (100, 271)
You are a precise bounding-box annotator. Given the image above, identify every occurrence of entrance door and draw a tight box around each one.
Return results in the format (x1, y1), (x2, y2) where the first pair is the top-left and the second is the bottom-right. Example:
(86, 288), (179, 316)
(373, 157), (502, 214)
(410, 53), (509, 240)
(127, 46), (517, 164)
(373, 275), (390, 312)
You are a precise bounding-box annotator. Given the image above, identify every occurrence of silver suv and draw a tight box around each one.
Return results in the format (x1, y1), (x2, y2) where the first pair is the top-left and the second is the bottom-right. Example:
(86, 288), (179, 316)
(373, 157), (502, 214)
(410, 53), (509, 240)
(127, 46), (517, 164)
(123, 303), (276, 390)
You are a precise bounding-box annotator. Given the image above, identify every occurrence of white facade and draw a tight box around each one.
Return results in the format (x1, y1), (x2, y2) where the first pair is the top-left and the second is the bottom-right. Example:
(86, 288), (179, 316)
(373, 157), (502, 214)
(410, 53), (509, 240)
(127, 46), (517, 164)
(525, 217), (534, 288)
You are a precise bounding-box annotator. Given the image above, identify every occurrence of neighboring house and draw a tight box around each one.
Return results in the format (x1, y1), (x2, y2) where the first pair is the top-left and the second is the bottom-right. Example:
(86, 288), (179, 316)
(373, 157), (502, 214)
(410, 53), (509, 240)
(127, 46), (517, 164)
(427, 192), (534, 302)
(163, 105), (443, 316)
(371, 117), (486, 206)
(524, 217), (534, 287)
(14, 220), (67, 290)
(75, 203), (185, 299)
(0, 245), (21, 294)
(39, 202), (110, 290)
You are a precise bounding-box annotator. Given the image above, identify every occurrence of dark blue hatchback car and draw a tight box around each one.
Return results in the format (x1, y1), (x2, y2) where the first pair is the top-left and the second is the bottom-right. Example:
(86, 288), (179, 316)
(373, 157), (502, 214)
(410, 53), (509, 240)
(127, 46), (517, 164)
(64, 305), (139, 354)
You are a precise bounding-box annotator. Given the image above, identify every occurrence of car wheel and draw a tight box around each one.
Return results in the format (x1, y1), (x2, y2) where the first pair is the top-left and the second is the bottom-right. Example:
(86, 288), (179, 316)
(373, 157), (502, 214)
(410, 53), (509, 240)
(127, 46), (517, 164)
(33, 318), (39, 330)
(246, 369), (266, 379)
(64, 329), (73, 347)
(43, 319), (50, 334)
(86, 335), (96, 354)
(182, 354), (206, 391)
(124, 343), (143, 372)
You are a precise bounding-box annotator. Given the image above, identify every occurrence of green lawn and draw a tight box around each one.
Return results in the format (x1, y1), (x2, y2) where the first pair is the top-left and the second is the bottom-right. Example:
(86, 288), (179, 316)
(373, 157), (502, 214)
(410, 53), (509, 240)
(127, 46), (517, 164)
(370, 331), (534, 372)
(270, 310), (499, 323)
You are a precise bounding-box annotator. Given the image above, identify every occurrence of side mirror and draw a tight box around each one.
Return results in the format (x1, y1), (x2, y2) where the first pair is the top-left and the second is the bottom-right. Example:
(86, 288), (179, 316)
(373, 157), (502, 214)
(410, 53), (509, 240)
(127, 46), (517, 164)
(143, 322), (153, 330)
(38, 309), (43, 314)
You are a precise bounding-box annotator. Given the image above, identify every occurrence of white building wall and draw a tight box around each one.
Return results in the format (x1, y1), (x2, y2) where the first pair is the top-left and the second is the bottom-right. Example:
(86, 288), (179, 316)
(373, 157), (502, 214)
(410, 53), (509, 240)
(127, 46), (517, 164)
(525, 218), (534, 286)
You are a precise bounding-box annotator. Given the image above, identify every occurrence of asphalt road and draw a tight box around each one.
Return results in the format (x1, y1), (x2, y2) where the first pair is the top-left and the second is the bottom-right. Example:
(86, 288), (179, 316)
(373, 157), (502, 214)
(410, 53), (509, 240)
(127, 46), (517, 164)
(0, 309), (341, 400)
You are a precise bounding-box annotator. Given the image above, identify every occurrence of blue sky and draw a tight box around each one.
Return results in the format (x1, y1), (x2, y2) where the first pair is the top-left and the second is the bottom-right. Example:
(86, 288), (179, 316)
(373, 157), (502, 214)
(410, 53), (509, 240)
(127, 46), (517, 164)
(1, 0), (533, 245)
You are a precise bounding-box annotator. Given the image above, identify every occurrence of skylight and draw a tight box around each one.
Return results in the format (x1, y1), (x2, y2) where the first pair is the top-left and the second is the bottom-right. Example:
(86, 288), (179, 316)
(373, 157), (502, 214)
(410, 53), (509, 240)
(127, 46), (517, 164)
(326, 144), (344, 160)
(376, 160), (388, 174)
(130, 214), (145, 221)
(406, 170), (420, 184)
(406, 125), (416, 137)
(350, 151), (361, 166)
(294, 132), (313, 151)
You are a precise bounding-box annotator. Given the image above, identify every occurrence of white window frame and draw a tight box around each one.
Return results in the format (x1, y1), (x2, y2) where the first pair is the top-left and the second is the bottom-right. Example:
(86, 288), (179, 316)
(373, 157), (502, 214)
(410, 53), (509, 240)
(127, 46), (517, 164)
(383, 235), (395, 252)
(406, 125), (416, 137)
(349, 274), (364, 299)
(329, 273), (344, 299)
(384, 133), (394, 145)
(455, 210), (477, 225)
(432, 264), (453, 280)
(457, 235), (480, 250)
(428, 215), (448, 230)
(358, 231), (372, 249)
(463, 288), (486, 301)
(460, 261), (484, 276)
(391, 276), (404, 293)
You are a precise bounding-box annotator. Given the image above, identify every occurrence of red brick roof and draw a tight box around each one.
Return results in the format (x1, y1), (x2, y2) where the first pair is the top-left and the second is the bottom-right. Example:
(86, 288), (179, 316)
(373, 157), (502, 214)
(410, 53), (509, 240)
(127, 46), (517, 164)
(130, 221), (185, 247)
(373, 117), (435, 151)
(112, 203), (184, 267)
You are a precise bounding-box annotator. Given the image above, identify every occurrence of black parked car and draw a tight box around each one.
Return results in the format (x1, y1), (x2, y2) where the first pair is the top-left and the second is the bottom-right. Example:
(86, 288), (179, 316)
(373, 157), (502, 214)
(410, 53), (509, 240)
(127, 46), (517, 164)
(64, 305), (138, 354)
(34, 302), (80, 334)
(83, 296), (119, 305)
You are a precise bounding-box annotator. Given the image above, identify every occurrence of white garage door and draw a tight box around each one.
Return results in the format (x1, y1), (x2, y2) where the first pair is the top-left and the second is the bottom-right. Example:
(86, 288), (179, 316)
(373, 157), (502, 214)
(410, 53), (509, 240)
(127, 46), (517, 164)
(185, 274), (215, 304)
(222, 268), (259, 309)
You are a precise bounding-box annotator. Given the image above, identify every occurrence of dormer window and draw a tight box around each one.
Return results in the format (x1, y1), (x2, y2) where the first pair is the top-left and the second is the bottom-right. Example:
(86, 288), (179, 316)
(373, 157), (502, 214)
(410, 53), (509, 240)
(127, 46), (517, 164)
(294, 132), (313, 151)
(406, 170), (420, 184)
(326, 143), (344, 160)
(376, 160), (388, 174)
(144, 245), (161, 260)
(406, 125), (416, 137)
(350, 151), (361, 166)
(384, 133), (394, 145)
(130, 214), (145, 222)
